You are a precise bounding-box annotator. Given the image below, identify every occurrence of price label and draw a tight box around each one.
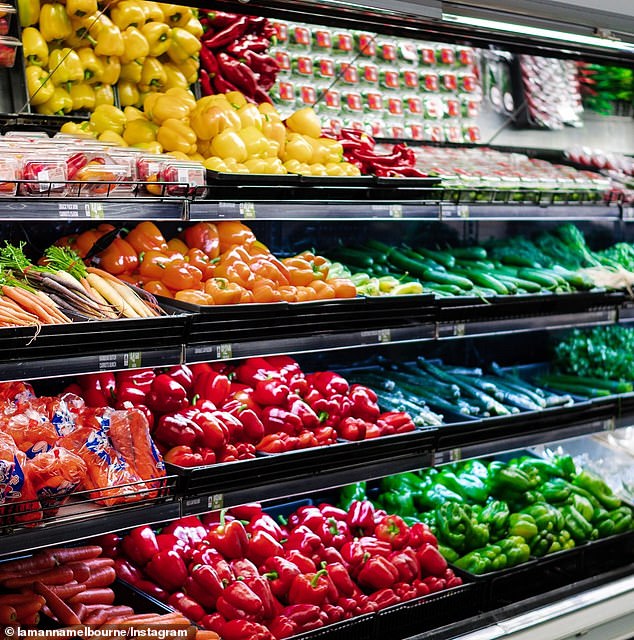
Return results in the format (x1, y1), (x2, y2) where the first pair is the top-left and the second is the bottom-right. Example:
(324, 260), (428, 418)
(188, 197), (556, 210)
(125, 352), (142, 368)
(216, 343), (233, 359)
(441, 203), (469, 219)
(240, 202), (256, 218)
(603, 417), (616, 431)
(389, 204), (403, 218)
(433, 451), (450, 465)
(58, 203), (79, 218)
(453, 322), (466, 337)
(84, 202), (104, 219)
(378, 328), (391, 343)
(207, 494), (224, 510)
(623, 207), (634, 220)
(98, 354), (118, 370)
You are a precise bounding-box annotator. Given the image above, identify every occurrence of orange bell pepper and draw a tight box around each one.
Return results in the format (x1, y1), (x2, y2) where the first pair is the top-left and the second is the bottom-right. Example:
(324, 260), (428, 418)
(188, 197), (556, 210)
(182, 222), (220, 259)
(139, 250), (174, 279)
(145, 280), (173, 298)
(217, 221), (256, 253)
(282, 257), (316, 286)
(249, 255), (290, 286)
(278, 285), (298, 302)
(175, 289), (214, 305)
(328, 278), (357, 298)
(161, 261), (203, 291)
(295, 286), (317, 302)
(204, 278), (243, 304)
(252, 279), (282, 304)
(126, 221), (168, 254)
(308, 279), (336, 299)
(167, 237), (189, 256)
(213, 260), (255, 290)
(187, 248), (214, 280)
(97, 237), (139, 274)
(238, 289), (254, 304)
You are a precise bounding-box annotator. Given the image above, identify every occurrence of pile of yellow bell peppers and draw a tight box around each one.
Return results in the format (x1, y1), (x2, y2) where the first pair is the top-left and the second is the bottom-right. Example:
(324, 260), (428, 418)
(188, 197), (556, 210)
(19, 0), (202, 115)
(60, 91), (362, 177)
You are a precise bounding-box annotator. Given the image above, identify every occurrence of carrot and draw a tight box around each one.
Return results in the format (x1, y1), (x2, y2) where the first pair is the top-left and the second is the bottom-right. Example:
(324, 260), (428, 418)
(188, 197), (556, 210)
(80, 277), (118, 318)
(48, 582), (87, 600)
(41, 604), (58, 621)
(0, 594), (45, 606)
(86, 605), (133, 625)
(18, 611), (40, 626)
(1, 286), (58, 324)
(68, 588), (115, 606)
(3, 566), (74, 589)
(0, 555), (55, 576)
(0, 604), (16, 624)
(13, 599), (44, 621)
(62, 564), (90, 583)
(86, 273), (136, 317)
(78, 558), (115, 570)
(82, 566), (116, 588)
(34, 581), (81, 626)
(32, 290), (72, 324)
(69, 602), (88, 622)
(83, 608), (115, 626)
(195, 631), (222, 640)
(47, 546), (103, 564)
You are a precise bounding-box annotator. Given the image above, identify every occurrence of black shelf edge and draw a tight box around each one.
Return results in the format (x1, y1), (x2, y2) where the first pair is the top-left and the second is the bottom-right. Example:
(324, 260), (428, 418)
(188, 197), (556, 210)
(184, 324), (435, 363)
(0, 501), (180, 558)
(0, 198), (186, 220)
(0, 347), (183, 382)
(440, 202), (620, 221)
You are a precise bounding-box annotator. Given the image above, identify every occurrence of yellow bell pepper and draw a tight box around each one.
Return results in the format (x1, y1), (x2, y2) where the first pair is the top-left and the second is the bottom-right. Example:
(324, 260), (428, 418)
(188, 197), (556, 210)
(166, 27), (200, 65)
(158, 4), (192, 27)
(69, 83), (95, 111)
(94, 20), (125, 57)
(98, 56), (120, 85)
(18, 0), (40, 27)
(167, 151), (190, 161)
(148, 92), (191, 124)
(123, 118), (158, 144)
(141, 1), (164, 23)
(139, 56), (166, 92)
(281, 133), (313, 164)
(157, 118), (197, 154)
(48, 48), (84, 86)
(99, 130), (127, 146)
(119, 60), (143, 83)
(183, 16), (203, 38)
(90, 104), (126, 134)
(118, 81), (142, 107)
(22, 27), (48, 67)
(237, 103), (263, 129)
(65, 0), (97, 18)
(210, 128), (248, 163)
(225, 91), (247, 108)
(188, 152), (205, 162)
(203, 156), (228, 172)
(261, 115), (286, 148)
(111, 0), (146, 30)
(142, 92), (160, 118)
(165, 87), (196, 110)
(174, 56), (198, 84)
(285, 107), (322, 139)
(133, 141), (163, 154)
(77, 48), (103, 83)
(238, 126), (269, 158)
(25, 65), (54, 105)
(65, 15), (95, 48)
(60, 120), (97, 137)
(39, 3), (72, 41)
(196, 139), (212, 158)
(120, 26), (149, 64)
(190, 100), (241, 140)
(141, 22), (171, 57)
(163, 62), (188, 90)
(36, 86), (73, 115)
(244, 158), (286, 175)
(93, 83), (115, 106)
(124, 106), (147, 121)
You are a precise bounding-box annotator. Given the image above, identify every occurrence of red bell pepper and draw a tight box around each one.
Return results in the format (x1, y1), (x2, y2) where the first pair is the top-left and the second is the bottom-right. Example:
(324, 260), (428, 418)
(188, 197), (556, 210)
(285, 525), (323, 555)
(78, 372), (116, 407)
(163, 515), (207, 545)
(121, 525), (159, 566)
(95, 533), (121, 558)
(220, 619), (273, 640)
(444, 567), (463, 588)
(323, 603), (344, 623)
(228, 502), (262, 521)
(193, 409), (229, 450)
(357, 556), (400, 591)
(154, 411), (203, 448)
(422, 575), (446, 593)
(268, 615), (297, 639)
(375, 514), (410, 549)
(199, 613), (226, 633)
(315, 546), (345, 566)
(223, 402), (265, 443)
(346, 500), (376, 536)
(156, 533), (190, 558)
(307, 371), (349, 397)
(192, 546), (235, 583)
(367, 587), (400, 610)
(193, 369), (231, 406)
(416, 543), (448, 577)
(287, 394), (320, 430)
(189, 564), (225, 599)
(325, 562), (357, 597)
(288, 569), (330, 605)
(184, 575), (217, 609)
(395, 581), (418, 601)
(116, 368), (155, 394)
(284, 550), (316, 573)
(242, 574), (279, 619)
(262, 556), (301, 599)
(164, 445), (204, 467)
(216, 580), (263, 619)
(279, 604), (325, 632)
(207, 510), (249, 559)
(318, 504), (348, 520)
(261, 406), (303, 435)
(338, 416), (371, 441)
(145, 550), (188, 592)
(377, 411), (416, 434)
(231, 558), (259, 579)
(349, 384), (380, 421)
(253, 378), (290, 406)
(247, 513), (285, 541)
(114, 557), (143, 585)
(168, 591), (205, 622)
(167, 365), (194, 392)
(147, 374), (188, 414)
(409, 522), (438, 548)
(413, 579), (431, 598)
(115, 383), (147, 406)
(389, 549), (420, 582)
(247, 530), (284, 565)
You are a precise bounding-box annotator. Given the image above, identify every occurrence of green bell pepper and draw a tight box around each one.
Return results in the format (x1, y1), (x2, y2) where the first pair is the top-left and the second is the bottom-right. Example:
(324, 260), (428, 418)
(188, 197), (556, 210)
(437, 543), (460, 563)
(572, 471), (621, 511)
(521, 502), (564, 532)
(568, 493), (595, 522)
(459, 459), (490, 481)
(607, 506), (633, 534)
(478, 500), (510, 541)
(489, 462), (539, 497)
(530, 530), (555, 557)
(435, 502), (489, 554)
(540, 478), (572, 504)
(339, 482), (367, 509)
(436, 469), (489, 504)
(417, 484), (464, 510)
(379, 489), (417, 517)
(553, 454), (577, 480)
(560, 504), (597, 542)
(498, 535), (531, 566)
(508, 512), (538, 541)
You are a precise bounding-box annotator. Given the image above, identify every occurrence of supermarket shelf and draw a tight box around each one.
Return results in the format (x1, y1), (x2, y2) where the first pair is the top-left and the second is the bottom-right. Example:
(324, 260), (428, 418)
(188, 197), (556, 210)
(0, 499), (180, 558)
(177, 431), (435, 514)
(440, 202), (620, 221)
(0, 196), (187, 220)
(185, 324), (435, 363)
(0, 347), (183, 382)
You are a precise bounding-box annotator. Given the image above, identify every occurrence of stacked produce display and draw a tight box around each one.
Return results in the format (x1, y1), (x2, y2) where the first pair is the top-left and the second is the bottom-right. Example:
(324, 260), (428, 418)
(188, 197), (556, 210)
(341, 455), (633, 573)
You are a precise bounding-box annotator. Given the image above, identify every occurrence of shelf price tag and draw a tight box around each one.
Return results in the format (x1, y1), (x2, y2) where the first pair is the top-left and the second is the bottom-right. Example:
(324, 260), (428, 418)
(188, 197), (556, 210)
(441, 203), (469, 219)
(98, 354), (118, 370)
(216, 343), (233, 359)
(207, 494), (224, 510)
(124, 352), (142, 368)
(58, 203), (79, 217)
(623, 207), (634, 220)
(453, 322), (466, 337)
(389, 204), (403, 218)
(240, 202), (256, 218)
(603, 417), (616, 431)
(85, 202), (105, 219)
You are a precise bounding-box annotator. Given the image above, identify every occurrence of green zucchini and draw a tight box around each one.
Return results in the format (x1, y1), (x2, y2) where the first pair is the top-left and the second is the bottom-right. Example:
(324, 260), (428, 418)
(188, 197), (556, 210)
(536, 378), (611, 398)
(551, 265), (595, 290)
(388, 250), (474, 290)
(450, 247), (488, 260)
(415, 248), (456, 269)
(453, 268), (509, 295)
(330, 248), (374, 269)
(424, 283), (464, 296)
(517, 269), (560, 289)
(494, 274), (543, 294)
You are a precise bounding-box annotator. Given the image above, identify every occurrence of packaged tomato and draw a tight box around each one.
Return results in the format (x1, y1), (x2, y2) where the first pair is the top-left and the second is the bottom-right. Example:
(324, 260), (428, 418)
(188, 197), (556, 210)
(444, 98), (461, 118)
(405, 123), (425, 140)
(359, 62), (379, 85)
(0, 35), (20, 67)
(72, 163), (132, 196)
(274, 50), (291, 74)
(376, 39), (397, 62)
(421, 72), (439, 92)
(464, 125), (481, 143)
(379, 69), (400, 90)
(314, 57), (335, 80)
(363, 90), (383, 114)
(355, 32), (376, 57)
(296, 84), (317, 107)
(424, 124), (444, 142)
(289, 24), (311, 49)
(419, 45), (436, 66)
(342, 92), (363, 113)
(271, 21), (289, 44)
(405, 96), (423, 117)
(321, 89), (341, 111)
(0, 156), (18, 197)
(401, 68), (419, 90)
(20, 155), (69, 196)
(272, 80), (296, 106)
(462, 96), (481, 118)
(337, 61), (359, 84)
(445, 124), (464, 143)
(367, 120), (385, 137)
(423, 96), (443, 119)
(398, 41), (418, 64)
(291, 54), (313, 77)
(461, 73), (479, 93)
(456, 47), (475, 66)
(312, 27), (332, 51)
(136, 154), (165, 184)
(386, 96), (403, 118)
(0, 5), (15, 36)
(440, 72), (458, 92)
(159, 160), (206, 197)
(332, 31), (354, 55)
(437, 46), (456, 66)
(386, 123), (405, 139)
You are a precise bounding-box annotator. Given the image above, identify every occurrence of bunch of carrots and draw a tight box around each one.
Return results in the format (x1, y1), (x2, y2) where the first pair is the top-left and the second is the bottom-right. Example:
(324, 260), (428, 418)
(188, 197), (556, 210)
(0, 242), (163, 328)
(54, 221), (357, 305)
(0, 544), (217, 638)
